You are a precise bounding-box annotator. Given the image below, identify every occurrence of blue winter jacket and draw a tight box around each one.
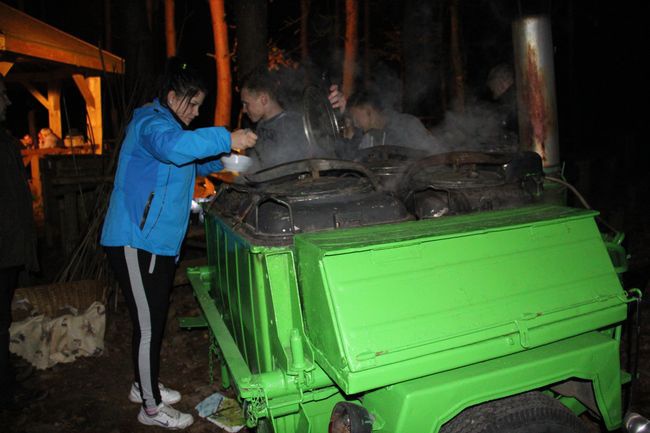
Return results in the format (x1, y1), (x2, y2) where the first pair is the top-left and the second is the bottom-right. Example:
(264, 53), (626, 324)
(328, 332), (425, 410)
(100, 99), (231, 256)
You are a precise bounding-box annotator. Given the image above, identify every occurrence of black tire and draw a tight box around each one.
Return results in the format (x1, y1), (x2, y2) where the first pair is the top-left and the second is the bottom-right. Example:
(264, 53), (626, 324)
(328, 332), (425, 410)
(439, 391), (589, 433)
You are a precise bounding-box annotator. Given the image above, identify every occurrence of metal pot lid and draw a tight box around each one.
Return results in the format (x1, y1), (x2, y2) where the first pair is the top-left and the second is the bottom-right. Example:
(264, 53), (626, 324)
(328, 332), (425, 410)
(411, 164), (506, 189)
(303, 85), (340, 154)
(354, 145), (428, 163)
(262, 176), (374, 199)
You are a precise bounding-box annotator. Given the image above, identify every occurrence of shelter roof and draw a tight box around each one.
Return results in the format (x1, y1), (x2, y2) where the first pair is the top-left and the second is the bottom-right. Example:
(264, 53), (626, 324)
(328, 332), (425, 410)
(0, 2), (124, 76)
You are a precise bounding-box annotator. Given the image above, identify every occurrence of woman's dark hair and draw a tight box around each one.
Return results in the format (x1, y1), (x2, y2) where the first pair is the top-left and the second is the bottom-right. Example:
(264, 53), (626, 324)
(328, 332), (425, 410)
(157, 57), (207, 106)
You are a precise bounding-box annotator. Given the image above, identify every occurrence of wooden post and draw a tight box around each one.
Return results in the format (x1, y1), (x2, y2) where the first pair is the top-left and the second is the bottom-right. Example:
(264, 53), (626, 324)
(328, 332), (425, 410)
(0, 61), (14, 76)
(48, 80), (63, 139)
(72, 75), (103, 153)
(23, 80), (63, 140)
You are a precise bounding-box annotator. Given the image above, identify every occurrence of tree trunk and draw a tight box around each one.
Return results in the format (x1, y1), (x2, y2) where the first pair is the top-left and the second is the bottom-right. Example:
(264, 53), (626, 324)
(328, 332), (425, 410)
(233, 0), (268, 82)
(121, 0), (155, 106)
(402, 0), (445, 122)
(300, 0), (310, 63)
(164, 0), (176, 58)
(208, 0), (232, 127)
(450, 0), (465, 112)
(363, 0), (370, 88)
(145, 0), (154, 31)
(342, 0), (359, 97)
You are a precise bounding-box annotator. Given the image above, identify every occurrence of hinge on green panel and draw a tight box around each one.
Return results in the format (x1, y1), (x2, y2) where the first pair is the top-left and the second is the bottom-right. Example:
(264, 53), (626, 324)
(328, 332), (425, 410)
(514, 320), (531, 348)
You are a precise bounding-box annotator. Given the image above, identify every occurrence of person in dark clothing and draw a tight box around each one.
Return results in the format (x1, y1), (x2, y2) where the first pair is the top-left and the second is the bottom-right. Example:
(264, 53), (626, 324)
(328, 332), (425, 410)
(343, 91), (448, 155)
(240, 66), (346, 172)
(0, 74), (40, 407)
(486, 63), (518, 133)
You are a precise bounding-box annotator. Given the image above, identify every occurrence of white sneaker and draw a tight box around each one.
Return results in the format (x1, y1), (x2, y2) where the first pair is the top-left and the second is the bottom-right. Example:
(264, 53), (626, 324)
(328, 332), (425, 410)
(129, 382), (181, 405)
(137, 403), (194, 429)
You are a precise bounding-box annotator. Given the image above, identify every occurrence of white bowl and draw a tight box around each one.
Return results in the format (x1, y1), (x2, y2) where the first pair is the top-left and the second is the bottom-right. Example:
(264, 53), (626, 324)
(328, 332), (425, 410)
(221, 154), (253, 173)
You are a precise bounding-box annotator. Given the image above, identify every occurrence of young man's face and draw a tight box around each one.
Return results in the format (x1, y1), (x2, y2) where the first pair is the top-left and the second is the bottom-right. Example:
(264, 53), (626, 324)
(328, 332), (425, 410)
(0, 79), (11, 123)
(240, 88), (267, 123)
(348, 105), (374, 132)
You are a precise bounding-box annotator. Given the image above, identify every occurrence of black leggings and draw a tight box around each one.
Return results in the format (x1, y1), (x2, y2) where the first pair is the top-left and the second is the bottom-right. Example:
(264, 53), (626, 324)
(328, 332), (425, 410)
(104, 246), (176, 409)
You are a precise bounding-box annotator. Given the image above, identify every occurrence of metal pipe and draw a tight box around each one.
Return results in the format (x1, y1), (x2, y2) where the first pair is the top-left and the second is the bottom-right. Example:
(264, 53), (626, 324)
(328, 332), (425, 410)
(512, 15), (560, 173)
(624, 412), (650, 433)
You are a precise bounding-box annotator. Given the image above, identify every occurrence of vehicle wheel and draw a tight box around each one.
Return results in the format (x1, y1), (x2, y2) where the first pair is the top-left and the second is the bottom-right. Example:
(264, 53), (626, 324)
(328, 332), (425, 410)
(439, 391), (589, 433)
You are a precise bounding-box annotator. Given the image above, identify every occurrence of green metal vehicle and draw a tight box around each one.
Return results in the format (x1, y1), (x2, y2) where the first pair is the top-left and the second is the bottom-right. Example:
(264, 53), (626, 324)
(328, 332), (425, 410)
(187, 153), (638, 433)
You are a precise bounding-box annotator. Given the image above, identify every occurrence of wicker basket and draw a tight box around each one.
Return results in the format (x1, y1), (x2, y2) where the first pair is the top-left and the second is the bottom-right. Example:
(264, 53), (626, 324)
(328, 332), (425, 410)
(12, 280), (108, 319)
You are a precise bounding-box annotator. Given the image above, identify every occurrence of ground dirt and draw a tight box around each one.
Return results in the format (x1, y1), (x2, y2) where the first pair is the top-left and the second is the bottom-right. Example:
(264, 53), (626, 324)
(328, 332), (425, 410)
(2, 280), (247, 433)
(2, 228), (649, 433)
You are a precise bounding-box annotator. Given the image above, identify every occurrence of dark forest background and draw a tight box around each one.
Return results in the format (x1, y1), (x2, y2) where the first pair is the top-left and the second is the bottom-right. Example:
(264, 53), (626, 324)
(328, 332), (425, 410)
(3, 0), (649, 287)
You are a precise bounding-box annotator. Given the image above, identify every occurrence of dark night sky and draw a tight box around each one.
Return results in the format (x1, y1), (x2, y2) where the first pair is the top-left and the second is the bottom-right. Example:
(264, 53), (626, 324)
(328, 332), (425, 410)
(2, 0), (648, 286)
(4, 1), (645, 142)
(3, 1), (648, 207)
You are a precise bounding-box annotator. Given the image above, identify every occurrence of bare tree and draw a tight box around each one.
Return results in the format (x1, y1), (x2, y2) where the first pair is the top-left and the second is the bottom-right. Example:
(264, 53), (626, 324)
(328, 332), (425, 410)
(208, 0), (232, 127)
(300, 0), (311, 63)
(450, 0), (465, 112)
(343, 0), (359, 97)
(164, 0), (176, 58)
(233, 0), (268, 82)
(402, 0), (445, 122)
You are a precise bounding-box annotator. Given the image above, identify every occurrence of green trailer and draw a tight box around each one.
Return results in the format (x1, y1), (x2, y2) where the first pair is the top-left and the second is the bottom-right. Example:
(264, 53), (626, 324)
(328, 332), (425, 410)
(187, 156), (637, 433)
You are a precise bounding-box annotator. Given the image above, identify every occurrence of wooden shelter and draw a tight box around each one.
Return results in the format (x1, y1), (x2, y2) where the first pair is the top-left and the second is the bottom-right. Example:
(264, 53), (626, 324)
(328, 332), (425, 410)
(0, 2), (124, 148)
(1, 2), (123, 253)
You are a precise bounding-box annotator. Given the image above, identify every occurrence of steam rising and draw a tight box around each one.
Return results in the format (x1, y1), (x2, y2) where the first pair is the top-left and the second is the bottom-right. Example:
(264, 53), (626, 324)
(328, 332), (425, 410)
(430, 102), (518, 153)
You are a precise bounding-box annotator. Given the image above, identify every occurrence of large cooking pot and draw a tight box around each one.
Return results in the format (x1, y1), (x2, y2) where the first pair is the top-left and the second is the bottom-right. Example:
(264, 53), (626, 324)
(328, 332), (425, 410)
(209, 159), (413, 245)
(399, 151), (545, 218)
(353, 145), (429, 192)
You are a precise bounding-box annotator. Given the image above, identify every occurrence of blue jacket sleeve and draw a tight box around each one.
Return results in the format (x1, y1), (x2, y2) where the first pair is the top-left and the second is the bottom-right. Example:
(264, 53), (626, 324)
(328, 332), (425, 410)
(140, 117), (232, 166)
(197, 159), (225, 176)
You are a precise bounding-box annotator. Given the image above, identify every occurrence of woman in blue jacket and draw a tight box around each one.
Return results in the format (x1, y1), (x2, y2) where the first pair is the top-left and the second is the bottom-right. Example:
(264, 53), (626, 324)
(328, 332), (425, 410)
(101, 58), (256, 429)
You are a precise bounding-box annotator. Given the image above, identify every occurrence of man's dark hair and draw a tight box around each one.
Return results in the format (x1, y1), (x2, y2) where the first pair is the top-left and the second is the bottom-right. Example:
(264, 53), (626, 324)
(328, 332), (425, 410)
(157, 57), (207, 106)
(347, 90), (384, 111)
(240, 65), (281, 103)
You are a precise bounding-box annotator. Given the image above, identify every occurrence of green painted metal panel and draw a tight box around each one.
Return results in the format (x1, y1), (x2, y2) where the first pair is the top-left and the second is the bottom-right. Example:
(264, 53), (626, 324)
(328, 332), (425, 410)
(294, 205), (628, 393)
(361, 331), (623, 432)
(195, 204), (629, 433)
(204, 212), (322, 377)
(206, 215), (277, 374)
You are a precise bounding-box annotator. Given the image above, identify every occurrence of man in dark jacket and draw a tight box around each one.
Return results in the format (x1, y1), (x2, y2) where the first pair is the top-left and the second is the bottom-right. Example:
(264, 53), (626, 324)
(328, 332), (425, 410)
(344, 91), (448, 155)
(0, 74), (39, 406)
(240, 67), (346, 172)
